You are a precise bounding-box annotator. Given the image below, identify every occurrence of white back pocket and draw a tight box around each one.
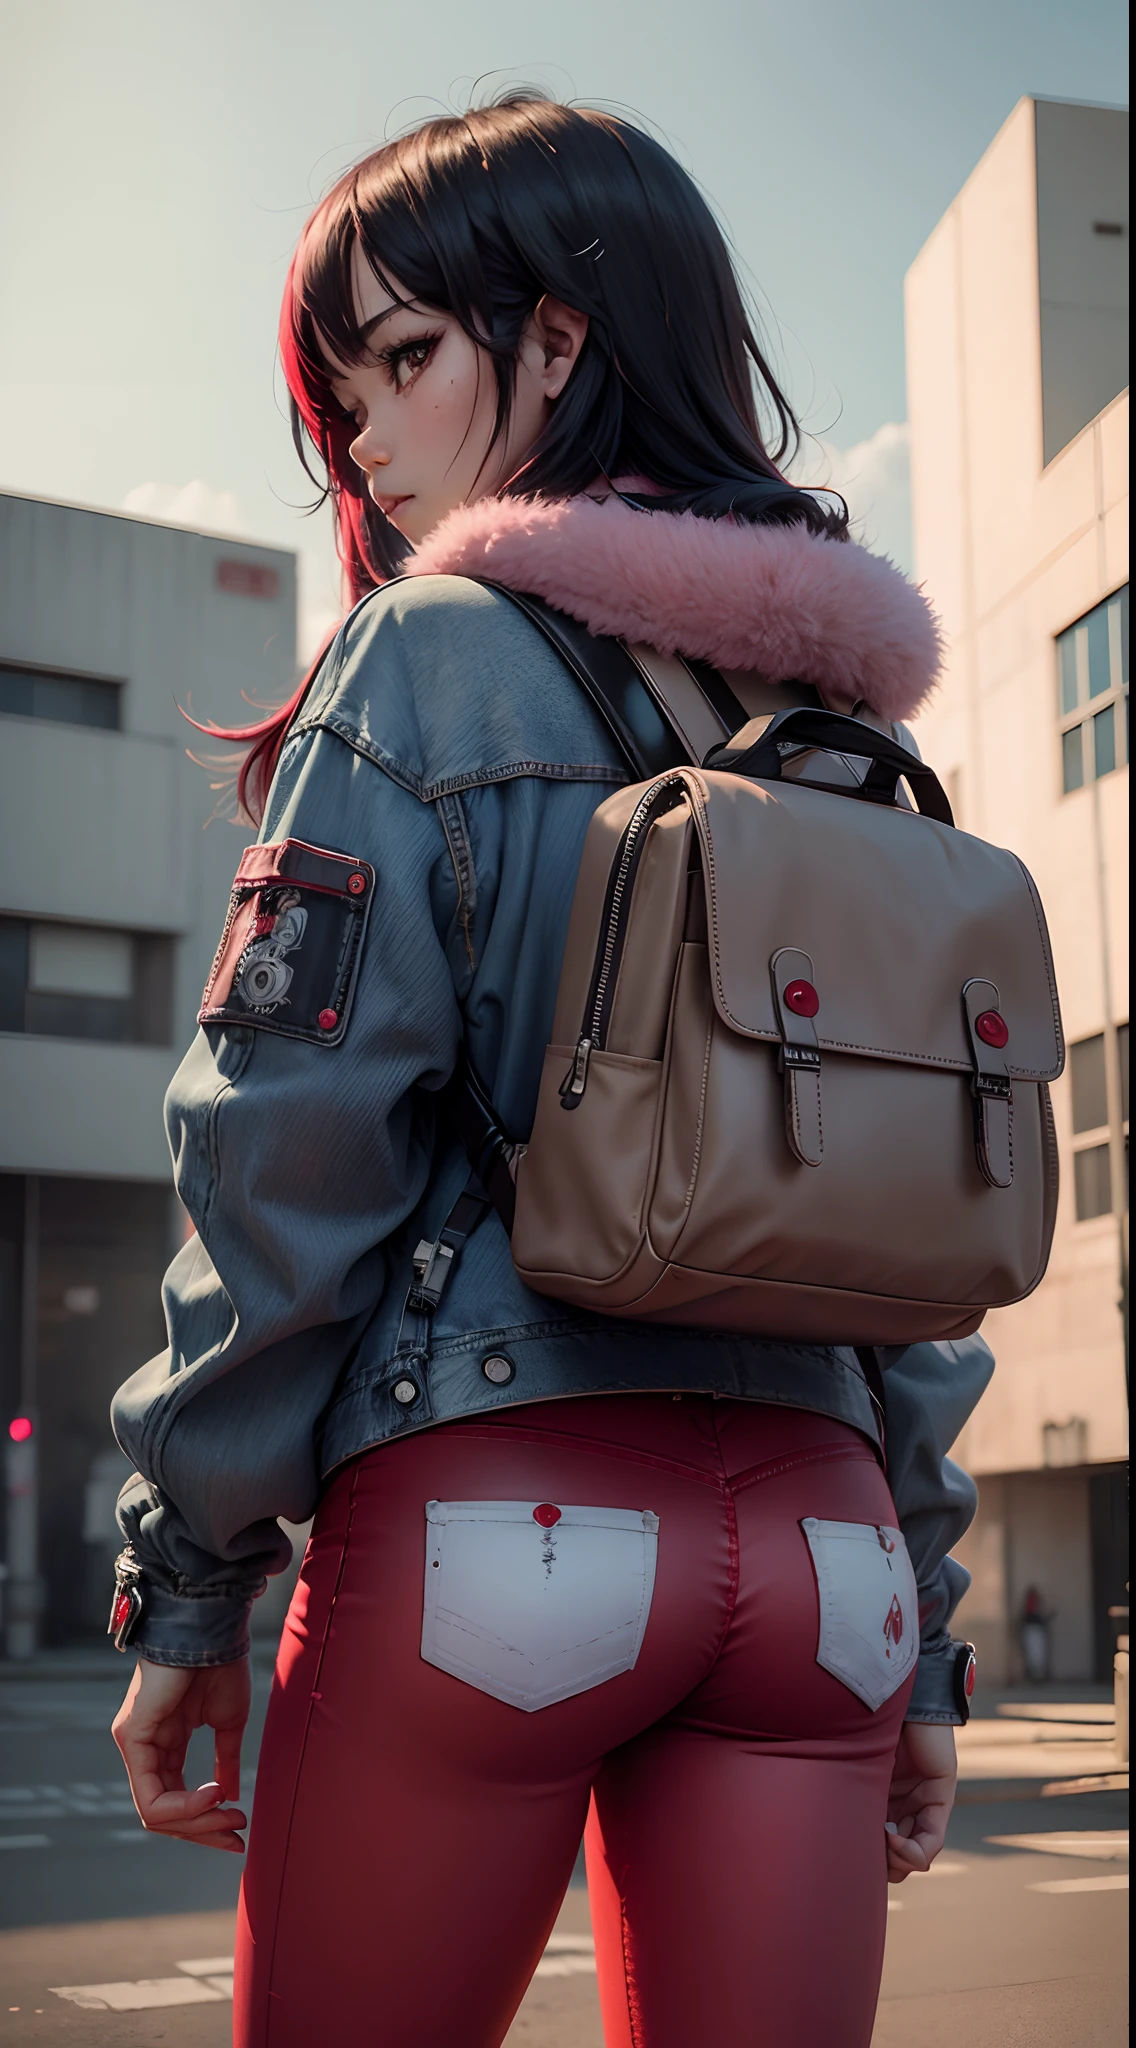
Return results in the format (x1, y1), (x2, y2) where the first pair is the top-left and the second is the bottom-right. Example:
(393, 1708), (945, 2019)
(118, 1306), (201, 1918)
(801, 1518), (919, 1710)
(421, 1500), (659, 1712)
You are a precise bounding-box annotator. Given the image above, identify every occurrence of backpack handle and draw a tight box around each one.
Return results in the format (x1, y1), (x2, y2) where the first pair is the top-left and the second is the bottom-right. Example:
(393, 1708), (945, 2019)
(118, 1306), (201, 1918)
(703, 707), (955, 827)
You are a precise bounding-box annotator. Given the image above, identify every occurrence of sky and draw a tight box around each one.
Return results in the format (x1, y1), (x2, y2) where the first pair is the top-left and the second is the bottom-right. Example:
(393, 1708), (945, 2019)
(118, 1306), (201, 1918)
(1, 0), (1128, 669)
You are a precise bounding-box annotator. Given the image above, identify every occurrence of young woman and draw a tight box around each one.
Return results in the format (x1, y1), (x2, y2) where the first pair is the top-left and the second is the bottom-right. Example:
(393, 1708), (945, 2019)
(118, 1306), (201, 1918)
(110, 96), (991, 2048)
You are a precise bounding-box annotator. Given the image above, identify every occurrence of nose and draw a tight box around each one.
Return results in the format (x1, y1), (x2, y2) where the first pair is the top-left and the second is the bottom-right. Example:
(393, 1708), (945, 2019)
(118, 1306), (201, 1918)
(349, 430), (392, 474)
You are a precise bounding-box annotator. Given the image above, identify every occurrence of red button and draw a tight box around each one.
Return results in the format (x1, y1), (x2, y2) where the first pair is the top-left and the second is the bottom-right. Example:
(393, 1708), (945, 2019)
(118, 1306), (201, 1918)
(318, 1009), (339, 1032)
(347, 872), (367, 896)
(975, 1009), (1008, 1048)
(784, 979), (819, 1018)
(533, 1503), (561, 1528)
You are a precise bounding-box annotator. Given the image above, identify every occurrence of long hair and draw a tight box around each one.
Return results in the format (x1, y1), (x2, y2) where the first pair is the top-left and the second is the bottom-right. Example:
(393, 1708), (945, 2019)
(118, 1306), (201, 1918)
(218, 94), (845, 820)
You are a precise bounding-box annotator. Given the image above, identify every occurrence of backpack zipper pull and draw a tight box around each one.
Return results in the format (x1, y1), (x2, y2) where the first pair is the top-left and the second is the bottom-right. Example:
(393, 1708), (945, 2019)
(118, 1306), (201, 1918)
(559, 1036), (593, 1110)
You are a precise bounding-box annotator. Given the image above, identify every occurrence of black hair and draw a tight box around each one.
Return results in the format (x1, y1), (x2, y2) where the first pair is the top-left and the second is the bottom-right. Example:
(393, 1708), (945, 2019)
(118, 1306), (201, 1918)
(282, 92), (846, 593)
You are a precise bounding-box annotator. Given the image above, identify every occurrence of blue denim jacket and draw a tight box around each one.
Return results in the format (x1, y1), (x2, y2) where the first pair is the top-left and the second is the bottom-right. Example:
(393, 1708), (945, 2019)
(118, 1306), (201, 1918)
(113, 576), (991, 1715)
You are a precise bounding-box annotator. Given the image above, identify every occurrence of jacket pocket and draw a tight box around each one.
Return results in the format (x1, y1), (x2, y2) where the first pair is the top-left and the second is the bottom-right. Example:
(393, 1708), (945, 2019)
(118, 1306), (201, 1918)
(801, 1517), (918, 1710)
(421, 1499), (659, 1712)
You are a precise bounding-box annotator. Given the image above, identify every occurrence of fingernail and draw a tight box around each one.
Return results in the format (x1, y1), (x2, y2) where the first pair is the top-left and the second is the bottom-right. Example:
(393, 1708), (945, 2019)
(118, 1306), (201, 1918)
(885, 1821), (898, 1834)
(198, 1781), (222, 1803)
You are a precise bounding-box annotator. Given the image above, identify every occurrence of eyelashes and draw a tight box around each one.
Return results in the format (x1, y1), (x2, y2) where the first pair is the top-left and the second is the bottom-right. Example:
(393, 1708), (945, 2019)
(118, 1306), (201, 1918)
(332, 330), (441, 427)
(374, 331), (441, 388)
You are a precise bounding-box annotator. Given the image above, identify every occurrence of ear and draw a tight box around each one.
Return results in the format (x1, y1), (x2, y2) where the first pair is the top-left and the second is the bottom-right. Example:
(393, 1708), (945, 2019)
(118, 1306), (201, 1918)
(530, 295), (589, 399)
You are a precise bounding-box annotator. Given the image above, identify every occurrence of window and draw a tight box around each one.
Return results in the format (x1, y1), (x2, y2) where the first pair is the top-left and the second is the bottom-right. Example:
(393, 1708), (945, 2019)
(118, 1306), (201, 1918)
(0, 918), (172, 1044)
(1074, 1144), (1113, 1222)
(1056, 587), (1129, 794)
(1071, 1035), (1108, 1133)
(0, 660), (121, 730)
(1068, 1023), (1130, 1222)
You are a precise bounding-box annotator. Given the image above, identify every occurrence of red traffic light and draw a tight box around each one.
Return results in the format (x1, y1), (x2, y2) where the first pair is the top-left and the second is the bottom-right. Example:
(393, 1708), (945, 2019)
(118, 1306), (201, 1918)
(8, 1417), (33, 1443)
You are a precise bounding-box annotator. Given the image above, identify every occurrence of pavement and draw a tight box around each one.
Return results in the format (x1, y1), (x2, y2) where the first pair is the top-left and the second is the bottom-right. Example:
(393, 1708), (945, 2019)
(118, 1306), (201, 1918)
(0, 1651), (1127, 2045)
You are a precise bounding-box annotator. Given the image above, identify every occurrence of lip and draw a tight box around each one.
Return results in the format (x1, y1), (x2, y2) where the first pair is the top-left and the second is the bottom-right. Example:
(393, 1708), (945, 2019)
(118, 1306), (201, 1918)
(372, 491), (412, 517)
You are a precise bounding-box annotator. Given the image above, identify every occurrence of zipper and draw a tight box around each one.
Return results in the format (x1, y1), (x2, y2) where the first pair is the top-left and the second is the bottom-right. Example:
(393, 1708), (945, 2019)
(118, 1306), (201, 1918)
(560, 774), (687, 1109)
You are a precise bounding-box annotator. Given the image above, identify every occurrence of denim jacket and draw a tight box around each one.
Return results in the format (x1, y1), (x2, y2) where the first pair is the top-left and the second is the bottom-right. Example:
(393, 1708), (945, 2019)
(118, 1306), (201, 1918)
(113, 573), (991, 1717)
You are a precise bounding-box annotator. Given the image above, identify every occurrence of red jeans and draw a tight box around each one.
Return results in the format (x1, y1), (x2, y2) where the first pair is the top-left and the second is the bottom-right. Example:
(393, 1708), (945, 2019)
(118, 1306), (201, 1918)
(235, 1395), (915, 2047)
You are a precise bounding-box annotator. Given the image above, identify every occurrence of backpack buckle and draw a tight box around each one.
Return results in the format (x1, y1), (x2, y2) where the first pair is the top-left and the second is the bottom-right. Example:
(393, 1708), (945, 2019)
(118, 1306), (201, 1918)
(408, 1237), (455, 1314)
(770, 949), (824, 1168)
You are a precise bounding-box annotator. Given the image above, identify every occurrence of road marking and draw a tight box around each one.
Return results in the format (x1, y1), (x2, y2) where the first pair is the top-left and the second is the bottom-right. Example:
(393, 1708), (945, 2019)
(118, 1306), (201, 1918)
(1030, 1874), (1129, 1895)
(0, 1783), (137, 1818)
(0, 1835), (50, 1850)
(987, 1832), (1129, 1860)
(50, 1939), (597, 2006)
(994, 1702), (1115, 1724)
(51, 1979), (226, 2011)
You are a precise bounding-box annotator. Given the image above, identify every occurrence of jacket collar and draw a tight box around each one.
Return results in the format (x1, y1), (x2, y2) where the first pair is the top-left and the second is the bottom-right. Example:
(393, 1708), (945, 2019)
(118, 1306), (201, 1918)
(405, 491), (941, 725)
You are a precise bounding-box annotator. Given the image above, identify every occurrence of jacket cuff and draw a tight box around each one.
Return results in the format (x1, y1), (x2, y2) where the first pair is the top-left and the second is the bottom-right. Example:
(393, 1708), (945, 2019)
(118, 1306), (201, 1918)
(127, 1572), (260, 1668)
(904, 1636), (969, 1724)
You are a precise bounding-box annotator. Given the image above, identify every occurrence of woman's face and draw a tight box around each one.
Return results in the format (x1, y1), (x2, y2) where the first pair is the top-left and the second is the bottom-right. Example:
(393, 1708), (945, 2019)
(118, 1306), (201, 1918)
(323, 245), (587, 545)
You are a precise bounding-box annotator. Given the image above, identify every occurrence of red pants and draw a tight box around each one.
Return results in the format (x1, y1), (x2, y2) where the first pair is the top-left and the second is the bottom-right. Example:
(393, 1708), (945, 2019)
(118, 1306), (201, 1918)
(235, 1395), (915, 2047)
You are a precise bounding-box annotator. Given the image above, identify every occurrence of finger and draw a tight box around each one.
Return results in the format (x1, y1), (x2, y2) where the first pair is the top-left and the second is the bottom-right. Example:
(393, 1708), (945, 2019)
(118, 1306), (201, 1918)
(214, 1726), (243, 1803)
(115, 1718), (191, 1796)
(146, 1802), (248, 1838)
(134, 1782), (226, 1829)
(888, 1837), (929, 1878)
(146, 1825), (246, 1855)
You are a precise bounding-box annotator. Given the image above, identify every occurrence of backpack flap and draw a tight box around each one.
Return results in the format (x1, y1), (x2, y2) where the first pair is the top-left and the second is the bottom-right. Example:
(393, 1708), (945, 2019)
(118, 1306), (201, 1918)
(688, 769), (1064, 1130)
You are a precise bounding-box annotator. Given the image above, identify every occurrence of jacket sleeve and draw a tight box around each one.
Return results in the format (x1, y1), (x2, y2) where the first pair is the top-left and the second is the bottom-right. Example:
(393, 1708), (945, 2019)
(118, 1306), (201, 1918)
(112, 722), (463, 1665)
(880, 1334), (994, 1722)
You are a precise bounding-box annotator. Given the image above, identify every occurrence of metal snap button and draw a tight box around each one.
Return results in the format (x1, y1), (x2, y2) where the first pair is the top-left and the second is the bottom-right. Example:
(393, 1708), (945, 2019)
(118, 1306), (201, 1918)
(392, 1378), (419, 1406)
(481, 1354), (515, 1385)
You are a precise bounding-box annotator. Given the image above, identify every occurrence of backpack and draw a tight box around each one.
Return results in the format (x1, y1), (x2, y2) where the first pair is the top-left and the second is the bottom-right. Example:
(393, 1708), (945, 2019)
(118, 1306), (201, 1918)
(424, 588), (1064, 1351)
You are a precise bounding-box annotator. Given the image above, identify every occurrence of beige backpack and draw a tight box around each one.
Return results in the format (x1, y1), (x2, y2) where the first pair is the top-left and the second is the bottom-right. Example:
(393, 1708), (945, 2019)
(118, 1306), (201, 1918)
(444, 592), (1064, 1350)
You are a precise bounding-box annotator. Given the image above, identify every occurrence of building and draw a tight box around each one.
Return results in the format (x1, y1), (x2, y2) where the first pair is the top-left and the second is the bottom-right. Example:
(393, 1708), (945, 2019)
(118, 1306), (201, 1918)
(0, 490), (296, 1649)
(906, 97), (1129, 1684)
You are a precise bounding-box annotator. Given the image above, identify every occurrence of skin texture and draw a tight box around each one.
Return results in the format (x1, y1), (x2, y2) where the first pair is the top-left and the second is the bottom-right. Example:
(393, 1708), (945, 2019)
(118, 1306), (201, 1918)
(112, 1656), (250, 1852)
(111, 244), (959, 1864)
(327, 244), (590, 546)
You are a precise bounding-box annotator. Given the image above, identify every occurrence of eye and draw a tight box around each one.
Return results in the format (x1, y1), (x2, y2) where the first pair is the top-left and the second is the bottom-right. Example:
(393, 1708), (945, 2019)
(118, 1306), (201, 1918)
(380, 333), (439, 391)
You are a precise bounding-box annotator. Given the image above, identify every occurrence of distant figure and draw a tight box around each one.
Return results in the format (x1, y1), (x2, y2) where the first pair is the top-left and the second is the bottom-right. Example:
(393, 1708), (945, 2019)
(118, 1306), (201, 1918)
(1020, 1585), (1054, 1682)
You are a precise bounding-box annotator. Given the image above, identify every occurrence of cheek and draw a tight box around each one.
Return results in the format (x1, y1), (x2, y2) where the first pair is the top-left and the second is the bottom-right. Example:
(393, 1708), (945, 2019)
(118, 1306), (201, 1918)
(422, 342), (495, 442)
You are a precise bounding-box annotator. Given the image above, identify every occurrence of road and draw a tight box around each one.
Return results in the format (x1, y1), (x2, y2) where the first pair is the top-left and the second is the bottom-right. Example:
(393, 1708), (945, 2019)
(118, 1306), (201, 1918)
(0, 1655), (1127, 2046)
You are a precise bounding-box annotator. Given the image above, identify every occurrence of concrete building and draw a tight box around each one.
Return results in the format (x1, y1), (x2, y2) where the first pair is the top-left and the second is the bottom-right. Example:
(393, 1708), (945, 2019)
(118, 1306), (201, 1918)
(0, 490), (296, 1646)
(906, 97), (1129, 1684)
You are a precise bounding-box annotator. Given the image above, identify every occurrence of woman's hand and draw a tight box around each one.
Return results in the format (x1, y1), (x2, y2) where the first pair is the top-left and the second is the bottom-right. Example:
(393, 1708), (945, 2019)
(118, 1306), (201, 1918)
(112, 1655), (251, 1853)
(885, 1720), (958, 1882)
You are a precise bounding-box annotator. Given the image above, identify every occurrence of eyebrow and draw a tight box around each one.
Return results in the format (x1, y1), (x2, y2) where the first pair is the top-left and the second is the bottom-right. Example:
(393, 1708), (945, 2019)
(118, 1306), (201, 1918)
(326, 301), (424, 384)
(357, 300), (424, 342)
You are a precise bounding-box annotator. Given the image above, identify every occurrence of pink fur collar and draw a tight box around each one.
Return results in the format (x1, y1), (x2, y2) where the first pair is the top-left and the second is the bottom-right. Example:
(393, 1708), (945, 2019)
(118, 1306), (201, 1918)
(407, 493), (941, 723)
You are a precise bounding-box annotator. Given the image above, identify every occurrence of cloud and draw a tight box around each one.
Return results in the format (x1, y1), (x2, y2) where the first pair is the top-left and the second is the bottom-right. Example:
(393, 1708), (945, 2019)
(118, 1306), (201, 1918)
(789, 420), (912, 573)
(122, 479), (247, 535)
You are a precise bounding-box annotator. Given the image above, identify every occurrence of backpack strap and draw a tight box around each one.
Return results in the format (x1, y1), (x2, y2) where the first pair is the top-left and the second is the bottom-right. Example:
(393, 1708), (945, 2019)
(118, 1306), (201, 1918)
(394, 589), (742, 1343)
(480, 583), (748, 776)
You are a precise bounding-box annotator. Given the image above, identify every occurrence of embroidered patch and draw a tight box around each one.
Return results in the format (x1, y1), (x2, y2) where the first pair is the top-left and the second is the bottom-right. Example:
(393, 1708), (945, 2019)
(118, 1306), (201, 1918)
(199, 839), (375, 1046)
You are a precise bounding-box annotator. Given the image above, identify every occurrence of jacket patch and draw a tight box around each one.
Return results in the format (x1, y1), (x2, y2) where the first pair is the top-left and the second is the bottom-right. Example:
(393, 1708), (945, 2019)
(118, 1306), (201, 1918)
(199, 839), (375, 1046)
